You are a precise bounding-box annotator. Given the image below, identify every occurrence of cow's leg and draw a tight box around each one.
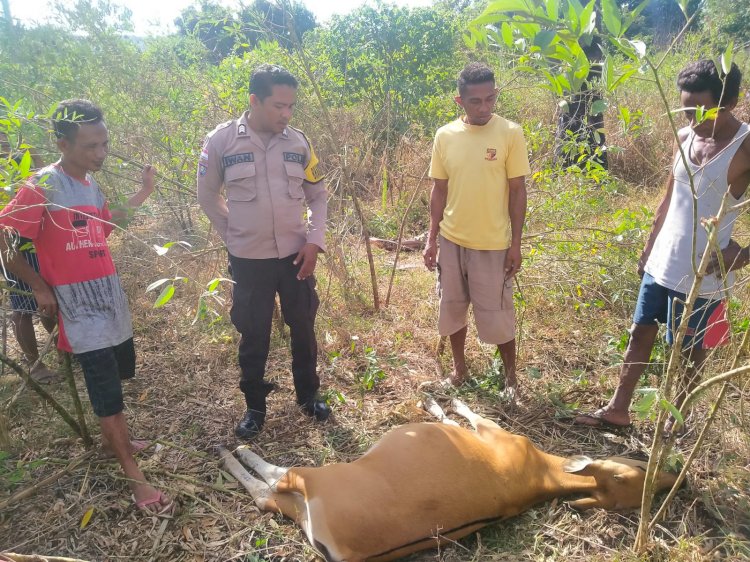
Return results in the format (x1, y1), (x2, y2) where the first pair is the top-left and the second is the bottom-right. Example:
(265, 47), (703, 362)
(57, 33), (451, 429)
(451, 398), (490, 428)
(451, 398), (511, 436)
(422, 396), (459, 426)
(236, 446), (289, 487)
(217, 446), (277, 511)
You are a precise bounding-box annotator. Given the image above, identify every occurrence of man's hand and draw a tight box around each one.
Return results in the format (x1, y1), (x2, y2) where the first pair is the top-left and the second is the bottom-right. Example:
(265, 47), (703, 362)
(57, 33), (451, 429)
(637, 251), (649, 277)
(32, 282), (58, 319)
(294, 243), (320, 280)
(423, 239), (438, 271)
(139, 165), (156, 201)
(112, 165), (158, 225)
(504, 244), (522, 279)
(707, 238), (749, 274)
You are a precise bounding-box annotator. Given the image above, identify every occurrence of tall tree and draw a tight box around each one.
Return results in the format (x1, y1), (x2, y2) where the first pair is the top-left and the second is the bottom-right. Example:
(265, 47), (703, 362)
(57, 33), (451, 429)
(175, 1), (239, 63)
(176, 0), (316, 63)
(315, 2), (460, 137)
(239, 0), (317, 50)
(703, 0), (750, 43)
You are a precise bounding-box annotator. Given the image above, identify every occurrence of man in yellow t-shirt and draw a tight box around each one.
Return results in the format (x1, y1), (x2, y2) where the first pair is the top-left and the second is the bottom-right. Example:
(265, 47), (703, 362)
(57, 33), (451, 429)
(424, 62), (531, 396)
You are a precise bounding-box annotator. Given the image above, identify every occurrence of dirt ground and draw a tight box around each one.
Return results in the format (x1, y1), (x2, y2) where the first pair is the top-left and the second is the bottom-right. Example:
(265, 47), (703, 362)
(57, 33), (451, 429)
(1, 240), (749, 562)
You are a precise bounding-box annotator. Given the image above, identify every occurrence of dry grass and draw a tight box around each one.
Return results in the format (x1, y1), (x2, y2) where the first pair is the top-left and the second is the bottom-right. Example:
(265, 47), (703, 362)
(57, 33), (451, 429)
(1, 195), (749, 562)
(3, 54), (750, 559)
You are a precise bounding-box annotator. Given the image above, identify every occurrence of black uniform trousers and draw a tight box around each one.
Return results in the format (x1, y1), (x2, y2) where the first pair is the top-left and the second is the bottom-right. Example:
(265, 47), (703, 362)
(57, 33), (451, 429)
(229, 253), (320, 414)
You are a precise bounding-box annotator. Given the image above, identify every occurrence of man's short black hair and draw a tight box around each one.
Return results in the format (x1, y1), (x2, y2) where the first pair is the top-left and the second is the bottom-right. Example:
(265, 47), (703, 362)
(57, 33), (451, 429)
(458, 62), (495, 96)
(677, 59), (742, 106)
(53, 99), (104, 142)
(249, 64), (299, 100)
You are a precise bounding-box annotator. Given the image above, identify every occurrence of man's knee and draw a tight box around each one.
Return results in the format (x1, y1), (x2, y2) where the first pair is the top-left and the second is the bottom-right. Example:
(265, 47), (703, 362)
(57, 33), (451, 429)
(629, 322), (658, 341)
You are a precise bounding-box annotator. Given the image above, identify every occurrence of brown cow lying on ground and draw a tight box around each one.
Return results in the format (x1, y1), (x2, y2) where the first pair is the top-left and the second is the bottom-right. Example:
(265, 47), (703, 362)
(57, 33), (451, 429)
(219, 398), (678, 562)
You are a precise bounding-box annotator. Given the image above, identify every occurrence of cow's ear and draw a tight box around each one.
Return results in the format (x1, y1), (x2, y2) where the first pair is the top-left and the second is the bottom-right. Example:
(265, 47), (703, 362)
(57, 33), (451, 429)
(562, 455), (594, 473)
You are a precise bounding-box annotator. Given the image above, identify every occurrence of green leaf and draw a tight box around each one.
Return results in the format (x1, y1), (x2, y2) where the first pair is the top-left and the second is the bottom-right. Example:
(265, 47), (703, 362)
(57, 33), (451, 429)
(500, 22), (514, 48)
(603, 56), (615, 91)
(532, 29), (557, 52)
(527, 366), (542, 379)
(601, 0), (622, 37)
(153, 240), (193, 256)
(153, 284), (175, 308)
(702, 107), (720, 122)
(545, 0), (559, 19)
(676, 0), (690, 20)
(567, 0), (584, 16)
(206, 277), (232, 292)
(609, 37), (638, 60)
(659, 399), (684, 425)
(482, 0), (535, 15)
(573, 46), (590, 80)
(541, 69), (563, 96)
(556, 73), (571, 92)
(720, 42), (734, 76)
(590, 99), (608, 116)
(146, 278), (172, 292)
(619, 105), (631, 125)
(609, 66), (637, 91)
(16, 150), (31, 178)
(632, 387), (657, 417)
(579, 0), (597, 35)
(622, 0), (650, 35)
(566, 1), (580, 33)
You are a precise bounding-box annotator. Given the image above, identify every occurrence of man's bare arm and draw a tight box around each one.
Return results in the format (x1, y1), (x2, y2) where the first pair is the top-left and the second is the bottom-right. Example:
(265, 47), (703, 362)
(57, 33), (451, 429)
(0, 231), (57, 317)
(110, 165), (156, 226)
(423, 178), (448, 271)
(504, 175), (527, 279)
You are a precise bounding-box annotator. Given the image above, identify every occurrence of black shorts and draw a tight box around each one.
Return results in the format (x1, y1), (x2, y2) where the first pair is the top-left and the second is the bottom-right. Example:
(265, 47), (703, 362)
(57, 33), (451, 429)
(74, 338), (136, 418)
(6, 246), (40, 313)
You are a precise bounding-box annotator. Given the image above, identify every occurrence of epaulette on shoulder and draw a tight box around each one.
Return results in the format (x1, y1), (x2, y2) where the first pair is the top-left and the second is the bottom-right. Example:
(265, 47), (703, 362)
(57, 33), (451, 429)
(207, 119), (234, 139)
(287, 125), (312, 149)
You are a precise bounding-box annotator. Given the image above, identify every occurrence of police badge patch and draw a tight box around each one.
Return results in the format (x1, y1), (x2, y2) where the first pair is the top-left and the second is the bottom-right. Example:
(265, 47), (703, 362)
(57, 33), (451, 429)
(222, 153), (254, 167)
(304, 146), (324, 184)
(199, 164), (208, 176)
(283, 152), (304, 164)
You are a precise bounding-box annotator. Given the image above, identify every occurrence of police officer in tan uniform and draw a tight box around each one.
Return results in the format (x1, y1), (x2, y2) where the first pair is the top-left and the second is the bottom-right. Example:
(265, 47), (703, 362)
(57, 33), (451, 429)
(198, 64), (329, 439)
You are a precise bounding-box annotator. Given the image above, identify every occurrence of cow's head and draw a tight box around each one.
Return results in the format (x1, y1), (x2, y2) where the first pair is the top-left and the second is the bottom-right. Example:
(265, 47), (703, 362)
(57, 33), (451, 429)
(562, 455), (679, 510)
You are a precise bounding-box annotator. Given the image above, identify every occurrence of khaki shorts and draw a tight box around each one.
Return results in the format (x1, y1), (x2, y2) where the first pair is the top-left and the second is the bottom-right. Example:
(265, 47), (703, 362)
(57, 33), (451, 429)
(437, 235), (515, 345)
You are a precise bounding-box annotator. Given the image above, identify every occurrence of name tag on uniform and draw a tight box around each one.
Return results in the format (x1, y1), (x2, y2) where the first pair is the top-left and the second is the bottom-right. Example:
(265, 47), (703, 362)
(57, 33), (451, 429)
(223, 153), (254, 168)
(283, 152), (304, 164)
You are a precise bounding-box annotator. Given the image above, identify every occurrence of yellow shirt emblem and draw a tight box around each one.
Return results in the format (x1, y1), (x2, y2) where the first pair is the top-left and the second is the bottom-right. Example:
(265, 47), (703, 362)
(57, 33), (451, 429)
(304, 146), (324, 184)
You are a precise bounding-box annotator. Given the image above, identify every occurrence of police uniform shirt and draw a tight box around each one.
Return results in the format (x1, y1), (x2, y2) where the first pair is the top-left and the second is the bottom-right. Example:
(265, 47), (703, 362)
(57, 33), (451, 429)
(197, 111), (327, 259)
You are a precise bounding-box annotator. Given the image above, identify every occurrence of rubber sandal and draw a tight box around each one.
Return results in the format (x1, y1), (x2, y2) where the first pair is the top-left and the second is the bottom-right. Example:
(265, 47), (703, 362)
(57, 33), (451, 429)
(132, 491), (174, 516)
(573, 411), (632, 430)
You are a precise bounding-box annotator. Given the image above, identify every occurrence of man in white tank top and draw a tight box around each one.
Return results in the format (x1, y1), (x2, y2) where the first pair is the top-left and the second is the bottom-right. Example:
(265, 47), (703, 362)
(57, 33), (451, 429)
(575, 59), (750, 432)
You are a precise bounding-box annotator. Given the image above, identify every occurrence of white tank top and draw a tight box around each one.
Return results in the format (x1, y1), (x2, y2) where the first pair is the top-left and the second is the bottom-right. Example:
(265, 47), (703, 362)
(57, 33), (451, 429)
(645, 122), (750, 297)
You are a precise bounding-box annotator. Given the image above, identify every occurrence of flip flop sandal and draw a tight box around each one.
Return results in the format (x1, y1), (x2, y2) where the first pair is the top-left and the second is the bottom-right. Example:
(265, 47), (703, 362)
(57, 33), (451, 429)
(573, 411), (632, 430)
(29, 364), (63, 384)
(132, 491), (174, 516)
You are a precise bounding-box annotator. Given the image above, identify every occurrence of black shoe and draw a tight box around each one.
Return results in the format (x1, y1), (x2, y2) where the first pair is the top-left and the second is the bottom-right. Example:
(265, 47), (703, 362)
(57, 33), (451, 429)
(235, 410), (265, 439)
(301, 399), (331, 422)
